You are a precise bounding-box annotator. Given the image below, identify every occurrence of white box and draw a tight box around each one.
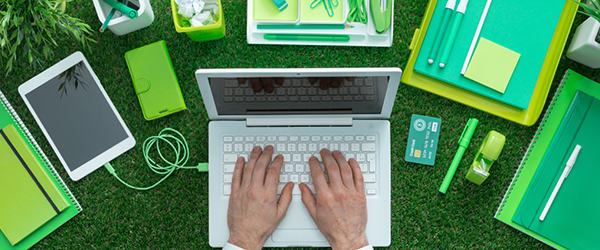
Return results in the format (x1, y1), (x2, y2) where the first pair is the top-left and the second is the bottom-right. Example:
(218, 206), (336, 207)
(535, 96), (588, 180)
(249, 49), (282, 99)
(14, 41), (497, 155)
(566, 17), (600, 69)
(93, 0), (154, 36)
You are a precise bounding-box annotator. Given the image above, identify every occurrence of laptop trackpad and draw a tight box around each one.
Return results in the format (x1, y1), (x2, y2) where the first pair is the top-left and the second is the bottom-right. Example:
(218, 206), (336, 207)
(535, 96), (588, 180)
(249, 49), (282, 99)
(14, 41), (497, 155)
(277, 202), (318, 229)
(272, 229), (327, 243)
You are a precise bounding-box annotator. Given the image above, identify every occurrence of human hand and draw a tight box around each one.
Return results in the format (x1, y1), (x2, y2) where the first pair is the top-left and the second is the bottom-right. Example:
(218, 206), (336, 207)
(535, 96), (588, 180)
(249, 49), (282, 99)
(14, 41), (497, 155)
(308, 77), (356, 90)
(299, 149), (369, 250)
(237, 78), (284, 93)
(227, 146), (294, 250)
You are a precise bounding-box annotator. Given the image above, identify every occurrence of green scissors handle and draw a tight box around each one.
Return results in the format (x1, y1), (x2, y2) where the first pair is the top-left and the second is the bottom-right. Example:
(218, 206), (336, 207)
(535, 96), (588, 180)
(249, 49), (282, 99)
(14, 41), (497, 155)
(310, 0), (339, 17)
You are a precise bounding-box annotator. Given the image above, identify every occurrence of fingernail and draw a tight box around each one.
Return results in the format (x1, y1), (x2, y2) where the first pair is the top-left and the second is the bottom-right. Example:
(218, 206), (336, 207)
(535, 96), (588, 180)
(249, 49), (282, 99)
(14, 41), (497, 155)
(237, 157), (244, 163)
(253, 146), (261, 152)
(265, 145), (273, 151)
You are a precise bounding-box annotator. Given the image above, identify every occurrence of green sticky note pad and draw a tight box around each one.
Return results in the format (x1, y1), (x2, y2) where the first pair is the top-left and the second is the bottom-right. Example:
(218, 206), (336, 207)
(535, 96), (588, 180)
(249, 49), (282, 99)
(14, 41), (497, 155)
(405, 114), (441, 166)
(254, 0), (298, 21)
(300, 0), (343, 23)
(465, 38), (521, 94)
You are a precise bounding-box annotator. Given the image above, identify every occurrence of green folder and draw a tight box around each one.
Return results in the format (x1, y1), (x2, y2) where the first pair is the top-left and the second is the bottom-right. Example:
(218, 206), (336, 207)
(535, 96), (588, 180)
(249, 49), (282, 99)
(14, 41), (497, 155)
(494, 70), (600, 249)
(414, 0), (566, 110)
(0, 89), (82, 250)
(513, 91), (600, 249)
(0, 124), (70, 246)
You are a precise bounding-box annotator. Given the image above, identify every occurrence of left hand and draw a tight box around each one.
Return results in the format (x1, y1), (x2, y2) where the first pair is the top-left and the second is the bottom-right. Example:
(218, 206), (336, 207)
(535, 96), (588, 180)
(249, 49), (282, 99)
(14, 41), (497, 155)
(226, 145), (294, 250)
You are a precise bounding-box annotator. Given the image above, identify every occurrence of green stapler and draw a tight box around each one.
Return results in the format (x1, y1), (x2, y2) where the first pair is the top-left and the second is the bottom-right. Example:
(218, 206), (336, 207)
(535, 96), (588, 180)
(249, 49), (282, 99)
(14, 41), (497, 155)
(370, 0), (391, 33)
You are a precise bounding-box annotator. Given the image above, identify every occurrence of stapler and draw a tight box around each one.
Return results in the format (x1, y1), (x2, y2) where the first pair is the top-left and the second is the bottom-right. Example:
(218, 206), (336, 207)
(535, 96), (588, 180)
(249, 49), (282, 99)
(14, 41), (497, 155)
(371, 0), (391, 33)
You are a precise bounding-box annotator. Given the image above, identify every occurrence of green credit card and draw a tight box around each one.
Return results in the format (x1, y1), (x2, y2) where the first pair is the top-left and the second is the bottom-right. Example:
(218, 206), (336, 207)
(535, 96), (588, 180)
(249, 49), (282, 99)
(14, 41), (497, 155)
(405, 114), (441, 166)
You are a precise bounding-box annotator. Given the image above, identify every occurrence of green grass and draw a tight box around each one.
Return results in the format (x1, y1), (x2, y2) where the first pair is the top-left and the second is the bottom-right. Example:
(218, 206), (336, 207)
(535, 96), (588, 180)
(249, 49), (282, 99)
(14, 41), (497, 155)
(1, 0), (600, 249)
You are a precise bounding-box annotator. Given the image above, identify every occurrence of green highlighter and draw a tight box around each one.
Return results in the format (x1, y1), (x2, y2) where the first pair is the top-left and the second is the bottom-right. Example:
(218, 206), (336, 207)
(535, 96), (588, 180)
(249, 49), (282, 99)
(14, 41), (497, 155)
(264, 34), (350, 41)
(439, 118), (478, 194)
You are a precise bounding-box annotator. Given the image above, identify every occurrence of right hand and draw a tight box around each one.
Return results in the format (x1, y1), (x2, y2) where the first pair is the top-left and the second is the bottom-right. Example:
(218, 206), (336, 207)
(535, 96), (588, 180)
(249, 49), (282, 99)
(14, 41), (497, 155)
(299, 149), (369, 250)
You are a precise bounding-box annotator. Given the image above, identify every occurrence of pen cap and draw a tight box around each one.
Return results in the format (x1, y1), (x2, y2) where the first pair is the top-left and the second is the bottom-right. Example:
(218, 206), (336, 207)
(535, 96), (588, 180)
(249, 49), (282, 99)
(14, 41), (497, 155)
(456, 0), (469, 13)
(566, 145), (581, 167)
(446, 0), (457, 9)
(458, 118), (478, 148)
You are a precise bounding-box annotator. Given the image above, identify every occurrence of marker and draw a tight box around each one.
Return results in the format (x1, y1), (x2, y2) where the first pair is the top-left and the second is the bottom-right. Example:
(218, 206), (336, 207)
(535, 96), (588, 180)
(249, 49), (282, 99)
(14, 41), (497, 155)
(439, 118), (478, 194)
(461, 0), (492, 74)
(539, 145), (581, 221)
(102, 0), (138, 19)
(438, 0), (470, 68)
(428, 0), (456, 64)
(264, 34), (350, 42)
(257, 24), (353, 30)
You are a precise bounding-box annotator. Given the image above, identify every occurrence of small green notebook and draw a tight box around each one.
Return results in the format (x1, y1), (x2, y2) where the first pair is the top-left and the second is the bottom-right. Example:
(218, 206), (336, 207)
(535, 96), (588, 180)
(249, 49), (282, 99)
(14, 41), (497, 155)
(125, 40), (187, 121)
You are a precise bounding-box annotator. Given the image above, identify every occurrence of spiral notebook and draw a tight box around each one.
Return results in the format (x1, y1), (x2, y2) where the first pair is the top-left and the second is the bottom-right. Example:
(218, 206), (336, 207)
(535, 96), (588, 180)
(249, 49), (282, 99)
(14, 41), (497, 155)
(494, 70), (600, 249)
(0, 89), (82, 250)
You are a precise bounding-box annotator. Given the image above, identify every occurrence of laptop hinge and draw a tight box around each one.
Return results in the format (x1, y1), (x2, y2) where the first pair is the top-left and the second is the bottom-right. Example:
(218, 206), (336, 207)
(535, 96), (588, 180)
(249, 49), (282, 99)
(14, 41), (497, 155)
(246, 116), (353, 127)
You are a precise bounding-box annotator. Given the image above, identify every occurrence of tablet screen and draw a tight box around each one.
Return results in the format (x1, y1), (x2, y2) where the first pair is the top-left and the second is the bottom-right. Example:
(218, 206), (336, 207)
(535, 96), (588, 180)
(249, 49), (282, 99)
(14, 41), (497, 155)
(25, 61), (129, 171)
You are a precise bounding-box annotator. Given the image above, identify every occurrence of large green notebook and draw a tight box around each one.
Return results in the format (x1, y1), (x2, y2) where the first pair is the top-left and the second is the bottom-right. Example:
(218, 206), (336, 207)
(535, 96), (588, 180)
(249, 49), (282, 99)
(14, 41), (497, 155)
(414, 0), (565, 109)
(0, 89), (82, 250)
(513, 91), (600, 249)
(495, 70), (600, 249)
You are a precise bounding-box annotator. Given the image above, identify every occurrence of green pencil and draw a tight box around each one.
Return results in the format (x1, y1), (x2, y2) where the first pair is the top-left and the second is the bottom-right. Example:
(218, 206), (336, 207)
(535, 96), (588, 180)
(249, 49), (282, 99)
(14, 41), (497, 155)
(264, 34), (350, 42)
(257, 24), (353, 30)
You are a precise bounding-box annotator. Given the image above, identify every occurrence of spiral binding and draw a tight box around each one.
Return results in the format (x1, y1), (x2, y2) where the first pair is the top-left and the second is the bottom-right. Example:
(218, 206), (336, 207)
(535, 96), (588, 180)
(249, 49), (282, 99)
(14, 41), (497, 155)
(0, 90), (82, 212)
(495, 71), (569, 217)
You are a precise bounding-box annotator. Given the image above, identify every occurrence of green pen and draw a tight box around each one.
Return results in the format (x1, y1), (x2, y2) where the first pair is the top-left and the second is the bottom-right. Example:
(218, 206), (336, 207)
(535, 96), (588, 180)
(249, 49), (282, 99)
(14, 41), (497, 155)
(438, 0), (469, 68)
(102, 0), (138, 19)
(428, 0), (456, 64)
(439, 118), (478, 194)
(264, 34), (350, 42)
(257, 24), (353, 30)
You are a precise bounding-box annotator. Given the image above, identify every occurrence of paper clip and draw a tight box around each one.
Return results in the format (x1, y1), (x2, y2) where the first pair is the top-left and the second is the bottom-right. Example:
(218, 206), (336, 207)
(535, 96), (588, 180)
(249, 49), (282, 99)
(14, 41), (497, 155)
(310, 0), (339, 17)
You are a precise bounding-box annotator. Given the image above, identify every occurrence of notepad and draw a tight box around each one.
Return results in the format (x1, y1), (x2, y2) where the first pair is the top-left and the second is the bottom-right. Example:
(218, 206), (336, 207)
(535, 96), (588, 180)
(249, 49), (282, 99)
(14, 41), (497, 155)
(0, 124), (70, 246)
(464, 38), (520, 94)
(254, 0), (298, 21)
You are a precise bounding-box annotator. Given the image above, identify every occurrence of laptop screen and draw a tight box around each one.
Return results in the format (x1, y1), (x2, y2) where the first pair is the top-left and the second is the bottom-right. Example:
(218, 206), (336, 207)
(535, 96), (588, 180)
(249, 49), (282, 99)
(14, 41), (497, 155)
(208, 76), (389, 116)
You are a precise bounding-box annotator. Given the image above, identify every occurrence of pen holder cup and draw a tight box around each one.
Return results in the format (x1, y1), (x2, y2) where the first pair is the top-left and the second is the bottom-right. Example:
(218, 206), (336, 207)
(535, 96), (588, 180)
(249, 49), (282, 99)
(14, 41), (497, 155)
(466, 131), (506, 185)
(171, 0), (226, 42)
(93, 0), (155, 36)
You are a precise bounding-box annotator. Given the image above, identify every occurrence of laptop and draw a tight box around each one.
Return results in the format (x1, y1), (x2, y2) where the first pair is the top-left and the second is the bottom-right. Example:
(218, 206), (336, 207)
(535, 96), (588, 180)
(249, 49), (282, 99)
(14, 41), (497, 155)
(197, 68), (401, 247)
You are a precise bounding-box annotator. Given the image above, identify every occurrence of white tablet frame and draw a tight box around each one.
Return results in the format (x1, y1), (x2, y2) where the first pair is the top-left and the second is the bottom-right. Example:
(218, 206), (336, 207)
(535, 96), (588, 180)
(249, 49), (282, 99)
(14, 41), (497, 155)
(18, 51), (136, 181)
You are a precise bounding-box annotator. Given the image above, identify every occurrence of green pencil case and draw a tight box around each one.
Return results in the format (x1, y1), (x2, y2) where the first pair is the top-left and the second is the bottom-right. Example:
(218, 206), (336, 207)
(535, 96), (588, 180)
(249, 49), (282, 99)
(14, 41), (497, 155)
(125, 40), (186, 120)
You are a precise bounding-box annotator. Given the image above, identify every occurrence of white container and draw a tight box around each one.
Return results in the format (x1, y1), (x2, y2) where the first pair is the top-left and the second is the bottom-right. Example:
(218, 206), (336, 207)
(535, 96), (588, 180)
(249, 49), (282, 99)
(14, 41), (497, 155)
(566, 17), (600, 69)
(93, 0), (154, 36)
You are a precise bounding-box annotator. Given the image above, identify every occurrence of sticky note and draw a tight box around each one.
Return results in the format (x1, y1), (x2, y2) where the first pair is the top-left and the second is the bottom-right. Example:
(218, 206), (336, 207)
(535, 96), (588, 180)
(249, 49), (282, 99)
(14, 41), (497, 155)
(464, 38), (521, 94)
(405, 114), (441, 166)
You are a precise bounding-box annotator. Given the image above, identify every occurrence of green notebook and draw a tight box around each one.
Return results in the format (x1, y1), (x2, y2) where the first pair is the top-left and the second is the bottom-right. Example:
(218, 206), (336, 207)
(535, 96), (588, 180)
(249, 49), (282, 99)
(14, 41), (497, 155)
(513, 91), (600, 249)
(0, 89), (82, 250)
(125, 40), (187, 121)
(495, 70), (600, 249)
(0, 124), (70, 246)
(414, 0), (565, 109)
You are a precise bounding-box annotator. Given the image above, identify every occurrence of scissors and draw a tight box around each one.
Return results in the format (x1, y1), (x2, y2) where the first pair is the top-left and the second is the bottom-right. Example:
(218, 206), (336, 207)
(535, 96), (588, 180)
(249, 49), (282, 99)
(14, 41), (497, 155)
(310, 0), (339, 17)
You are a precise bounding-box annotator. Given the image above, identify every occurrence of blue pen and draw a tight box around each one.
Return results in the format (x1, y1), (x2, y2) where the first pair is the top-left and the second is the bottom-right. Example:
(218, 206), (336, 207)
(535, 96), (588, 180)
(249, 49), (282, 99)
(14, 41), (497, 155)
(428, 0), (456, 64)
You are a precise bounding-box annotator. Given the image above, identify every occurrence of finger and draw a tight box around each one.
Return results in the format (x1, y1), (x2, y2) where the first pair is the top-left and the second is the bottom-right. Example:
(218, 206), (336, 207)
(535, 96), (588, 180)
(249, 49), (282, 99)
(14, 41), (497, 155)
(332, 150), (354, 188)
(252, 145), (275, 187)
(250, 78), (263, 92)
(231, 157), (245, 194)
(320, 148), (342, 187)
(242, 146), (262, 188)
(308, 77), (319, 84)
(319, 77), (332, 90)
(261, 78), (275, 93)
(309, 156), (328, 190)
(299, 183), (317, 221)
(331, 77), (343, 88)
(277, 182), (294, 219)
(274, 77), (284, 86)
(348, 158), (365, 192)
(265, 153), (284, 190)
(237, 78), (246, 84)
(346, 77), (356, 82)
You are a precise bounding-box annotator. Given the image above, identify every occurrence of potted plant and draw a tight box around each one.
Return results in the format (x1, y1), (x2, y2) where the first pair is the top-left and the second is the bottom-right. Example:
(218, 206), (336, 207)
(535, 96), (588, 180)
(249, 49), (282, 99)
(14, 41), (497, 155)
(0, 0), (95, 74)
(566, 0), (600, 68)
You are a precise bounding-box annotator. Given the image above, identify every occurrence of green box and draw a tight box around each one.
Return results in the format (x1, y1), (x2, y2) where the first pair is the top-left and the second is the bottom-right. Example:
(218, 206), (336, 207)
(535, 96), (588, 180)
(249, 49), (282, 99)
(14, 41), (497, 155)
(171, 0), (225, 42)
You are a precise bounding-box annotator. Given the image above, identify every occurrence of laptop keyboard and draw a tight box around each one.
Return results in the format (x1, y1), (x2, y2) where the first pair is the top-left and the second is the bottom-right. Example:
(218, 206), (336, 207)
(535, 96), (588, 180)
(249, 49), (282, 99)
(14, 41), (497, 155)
(221, 134), (378, 196)
(222, 77), (377, 103)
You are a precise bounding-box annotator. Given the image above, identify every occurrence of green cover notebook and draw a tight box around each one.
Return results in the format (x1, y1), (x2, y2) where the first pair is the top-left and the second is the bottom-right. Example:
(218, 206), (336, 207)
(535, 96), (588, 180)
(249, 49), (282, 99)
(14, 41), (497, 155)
(0, 89), (82, 250)
(0, 124), (70, 246)
(513, 91), (600, 249)
(125, 40), (187, 121)
(414, 0), (565, 109)
(495, 70), (600, 249)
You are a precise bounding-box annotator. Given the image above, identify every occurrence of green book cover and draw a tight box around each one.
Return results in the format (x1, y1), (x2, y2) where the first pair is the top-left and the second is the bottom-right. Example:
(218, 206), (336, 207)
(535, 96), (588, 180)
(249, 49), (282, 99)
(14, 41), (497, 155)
(0, 124), (70, 246)
(494, 70), (600, 249)
(0, 89), (82, 250)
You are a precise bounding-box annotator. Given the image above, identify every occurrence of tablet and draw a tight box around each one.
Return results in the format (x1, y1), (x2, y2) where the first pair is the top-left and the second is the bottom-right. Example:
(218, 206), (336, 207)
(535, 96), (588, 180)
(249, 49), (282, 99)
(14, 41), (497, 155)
(19, 52), (136, 181)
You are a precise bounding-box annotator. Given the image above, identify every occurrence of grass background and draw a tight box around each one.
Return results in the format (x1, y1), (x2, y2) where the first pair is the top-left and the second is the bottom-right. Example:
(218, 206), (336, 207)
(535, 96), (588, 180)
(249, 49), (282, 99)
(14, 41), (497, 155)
(1, 0), (600, 249)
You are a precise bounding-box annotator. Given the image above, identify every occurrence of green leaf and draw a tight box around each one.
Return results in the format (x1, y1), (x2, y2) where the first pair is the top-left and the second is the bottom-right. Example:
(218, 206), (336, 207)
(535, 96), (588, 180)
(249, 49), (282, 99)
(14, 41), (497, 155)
(57, 82), (64, 91)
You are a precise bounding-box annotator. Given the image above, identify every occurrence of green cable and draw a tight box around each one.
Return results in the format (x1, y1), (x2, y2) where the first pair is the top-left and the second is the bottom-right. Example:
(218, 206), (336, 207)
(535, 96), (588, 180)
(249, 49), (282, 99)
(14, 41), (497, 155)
(104, 128), (208, 191)
(347, 0), (368, 24)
